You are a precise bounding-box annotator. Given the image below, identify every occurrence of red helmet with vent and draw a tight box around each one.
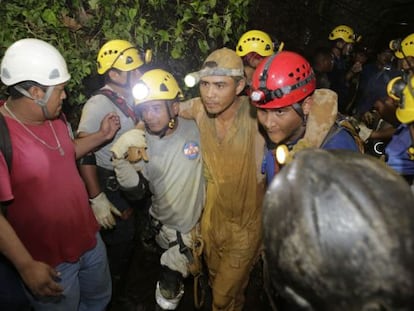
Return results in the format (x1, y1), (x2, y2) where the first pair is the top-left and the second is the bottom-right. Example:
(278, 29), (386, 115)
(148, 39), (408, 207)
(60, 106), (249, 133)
(250, 51), (316, 109)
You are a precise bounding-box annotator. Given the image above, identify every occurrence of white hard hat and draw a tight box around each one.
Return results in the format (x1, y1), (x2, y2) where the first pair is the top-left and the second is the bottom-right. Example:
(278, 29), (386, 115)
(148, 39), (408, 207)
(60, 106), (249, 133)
(1, 38), (71, 86)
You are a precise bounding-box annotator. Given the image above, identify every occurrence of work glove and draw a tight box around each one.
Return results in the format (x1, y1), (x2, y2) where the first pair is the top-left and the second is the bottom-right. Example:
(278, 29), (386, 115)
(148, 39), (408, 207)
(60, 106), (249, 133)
(113, 158), (140, 188)
(358, 122), (373, 142)
(89, 192), (122, 229)
(111, 129), (149, 162)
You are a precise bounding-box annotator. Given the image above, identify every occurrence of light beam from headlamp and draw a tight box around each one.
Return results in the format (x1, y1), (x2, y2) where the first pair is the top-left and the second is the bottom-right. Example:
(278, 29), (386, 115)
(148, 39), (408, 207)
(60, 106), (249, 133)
(184, 72), (200, 88)
(276, 144), (290, 165)
(132, 82), (150, 102)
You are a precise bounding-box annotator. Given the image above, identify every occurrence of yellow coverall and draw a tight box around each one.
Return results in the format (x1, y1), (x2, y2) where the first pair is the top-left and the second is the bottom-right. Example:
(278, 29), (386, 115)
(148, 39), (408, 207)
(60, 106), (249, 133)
(180, 96), (265, 310)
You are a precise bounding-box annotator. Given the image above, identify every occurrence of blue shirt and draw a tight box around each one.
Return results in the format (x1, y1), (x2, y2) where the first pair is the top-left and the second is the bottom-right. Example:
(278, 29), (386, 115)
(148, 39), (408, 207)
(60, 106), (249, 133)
(262, 126), (359, 185)
(385, 124), (414, 177)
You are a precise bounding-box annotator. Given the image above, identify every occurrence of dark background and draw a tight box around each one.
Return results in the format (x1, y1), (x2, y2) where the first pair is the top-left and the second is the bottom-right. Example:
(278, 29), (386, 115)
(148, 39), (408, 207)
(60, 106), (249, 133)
(247, 0), (414, 58)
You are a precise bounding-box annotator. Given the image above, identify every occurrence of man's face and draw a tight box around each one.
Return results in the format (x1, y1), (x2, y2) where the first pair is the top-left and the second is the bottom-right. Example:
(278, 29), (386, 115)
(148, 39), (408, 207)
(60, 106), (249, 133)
(342, 43), (354, 56)
(139, 100), (172, 133)
(45, 83), (67, 119)
(199, 75), (241, 115)
(257, 106), (303, 144)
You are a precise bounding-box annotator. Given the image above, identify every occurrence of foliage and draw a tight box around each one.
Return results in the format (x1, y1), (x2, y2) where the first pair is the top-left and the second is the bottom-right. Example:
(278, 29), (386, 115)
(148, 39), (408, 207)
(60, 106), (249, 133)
(0, 0), (251, 117)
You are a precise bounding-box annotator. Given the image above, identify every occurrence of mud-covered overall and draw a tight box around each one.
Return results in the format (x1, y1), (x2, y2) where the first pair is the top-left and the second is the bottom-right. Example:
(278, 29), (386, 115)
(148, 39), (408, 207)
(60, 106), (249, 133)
(180, 96), (265, 310)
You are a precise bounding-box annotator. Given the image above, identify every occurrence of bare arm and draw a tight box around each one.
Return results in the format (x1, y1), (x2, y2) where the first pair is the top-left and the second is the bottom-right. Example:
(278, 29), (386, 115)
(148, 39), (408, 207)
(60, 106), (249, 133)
(78, 164), (101, 199)
(0, 207), (63, 297)
(178, 98), (197, 120)
(74, 112), (120, 159)
(370, 127), (396, 141)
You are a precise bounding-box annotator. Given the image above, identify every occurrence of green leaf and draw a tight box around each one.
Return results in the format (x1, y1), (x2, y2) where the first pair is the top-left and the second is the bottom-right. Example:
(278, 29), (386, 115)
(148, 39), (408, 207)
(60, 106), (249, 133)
(41, 9), (58, 27)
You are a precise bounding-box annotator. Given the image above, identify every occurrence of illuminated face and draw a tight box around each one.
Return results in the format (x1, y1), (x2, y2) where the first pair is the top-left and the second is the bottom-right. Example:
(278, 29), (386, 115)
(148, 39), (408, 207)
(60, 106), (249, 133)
(199, 75), (243, 115)
(139, 100), (173, 134)
(257, 106), (304, 144)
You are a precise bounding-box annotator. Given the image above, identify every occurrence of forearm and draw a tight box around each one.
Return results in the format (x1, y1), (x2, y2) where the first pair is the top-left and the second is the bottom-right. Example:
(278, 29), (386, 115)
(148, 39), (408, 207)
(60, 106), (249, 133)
(0, 210), (34, 273)
(78, 163), (101, 198)
(370, 127), (396, 141)
(74, 131), (108, 159)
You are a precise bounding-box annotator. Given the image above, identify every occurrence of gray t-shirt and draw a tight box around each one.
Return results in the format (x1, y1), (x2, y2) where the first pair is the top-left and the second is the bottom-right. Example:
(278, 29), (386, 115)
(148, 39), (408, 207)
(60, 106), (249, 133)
(143, 118), (204, 233)
(77, 86), (136, 170)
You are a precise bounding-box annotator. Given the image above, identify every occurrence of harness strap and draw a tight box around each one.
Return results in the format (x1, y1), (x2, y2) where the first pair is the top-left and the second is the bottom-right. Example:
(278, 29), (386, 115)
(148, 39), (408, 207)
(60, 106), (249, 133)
(95, 89), (137, 123)
(175, 231), (194, 263)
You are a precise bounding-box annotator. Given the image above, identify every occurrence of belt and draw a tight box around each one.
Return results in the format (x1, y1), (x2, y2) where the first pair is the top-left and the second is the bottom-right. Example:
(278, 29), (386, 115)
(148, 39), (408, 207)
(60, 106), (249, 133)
(97, 166), (120, 192)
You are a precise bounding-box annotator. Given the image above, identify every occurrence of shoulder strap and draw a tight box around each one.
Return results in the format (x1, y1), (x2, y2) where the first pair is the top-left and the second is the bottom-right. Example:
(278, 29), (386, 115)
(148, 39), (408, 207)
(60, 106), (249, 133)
(321, 120), (365, 153)
(0, 113), (12, 172)
(94, 89), (137, 123)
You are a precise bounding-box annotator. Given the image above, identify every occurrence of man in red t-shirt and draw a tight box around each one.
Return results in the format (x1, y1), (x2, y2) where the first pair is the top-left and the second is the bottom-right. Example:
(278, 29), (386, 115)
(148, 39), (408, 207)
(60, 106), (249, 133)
(0, 38), (120, 310)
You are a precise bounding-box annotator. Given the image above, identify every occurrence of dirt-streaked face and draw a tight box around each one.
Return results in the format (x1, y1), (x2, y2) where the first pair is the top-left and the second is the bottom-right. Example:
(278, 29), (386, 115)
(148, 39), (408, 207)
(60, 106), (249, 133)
(257, 105), (304, 145)
(199, 75), (244, 115)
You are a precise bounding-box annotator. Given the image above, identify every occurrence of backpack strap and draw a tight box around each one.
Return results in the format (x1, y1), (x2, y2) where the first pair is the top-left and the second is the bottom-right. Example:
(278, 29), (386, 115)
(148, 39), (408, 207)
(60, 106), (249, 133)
(321, 119), (365, 153)
(0, 112), (12, 172)
(94, 89), (137, 123)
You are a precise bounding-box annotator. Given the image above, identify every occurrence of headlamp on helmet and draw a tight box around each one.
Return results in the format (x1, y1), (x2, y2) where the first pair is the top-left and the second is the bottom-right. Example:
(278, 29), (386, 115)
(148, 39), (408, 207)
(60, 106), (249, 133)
(184, 72), (200, 88)
(250, 52), (316, 108)
(97, 39), (150, 75)
(185, 48), (244, 88)
(132, 69), (184, 106)
(132, 82), (150, 102)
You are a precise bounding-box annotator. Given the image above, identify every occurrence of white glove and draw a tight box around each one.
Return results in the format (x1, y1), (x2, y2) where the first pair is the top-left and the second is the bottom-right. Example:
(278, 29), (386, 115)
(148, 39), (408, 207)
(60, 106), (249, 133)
(111, 129), (147, 159)
(89, 192), (122, 229)
(358, 122), (373, 142)
(113, 159), (140, 188)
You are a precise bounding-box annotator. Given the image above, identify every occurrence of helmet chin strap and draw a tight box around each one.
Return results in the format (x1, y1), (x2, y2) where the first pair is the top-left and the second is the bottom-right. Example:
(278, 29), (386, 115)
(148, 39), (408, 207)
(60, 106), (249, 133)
(14, 85), (55, 119)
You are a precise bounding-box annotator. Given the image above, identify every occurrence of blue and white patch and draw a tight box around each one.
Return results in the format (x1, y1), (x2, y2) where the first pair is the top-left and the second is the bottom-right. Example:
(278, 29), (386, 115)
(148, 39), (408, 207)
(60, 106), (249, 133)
(183, 141), (200, 160)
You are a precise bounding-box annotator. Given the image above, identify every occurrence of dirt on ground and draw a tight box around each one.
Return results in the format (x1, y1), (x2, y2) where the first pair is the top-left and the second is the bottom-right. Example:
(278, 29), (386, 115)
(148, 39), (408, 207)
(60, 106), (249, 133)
(106, 203), (275, 311)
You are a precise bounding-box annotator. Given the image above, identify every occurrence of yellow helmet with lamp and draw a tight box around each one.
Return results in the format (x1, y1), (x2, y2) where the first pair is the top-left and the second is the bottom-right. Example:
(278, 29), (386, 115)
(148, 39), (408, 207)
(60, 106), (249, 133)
(387, 74), (414, 124)
(132, 69), (183, 105)
(236, 30), (284, 57)
(389, 33), (414, 59)
(97, 39), (151, 75)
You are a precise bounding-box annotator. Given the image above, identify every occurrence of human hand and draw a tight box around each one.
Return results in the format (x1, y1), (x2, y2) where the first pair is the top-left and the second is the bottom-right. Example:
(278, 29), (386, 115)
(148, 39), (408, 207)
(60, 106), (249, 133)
(113, 159), (140, 188)
(357, 122), (373, 142)
(351, 61), (362, 73)
(361, 111), (379, 128)
(89, 192), (122, 229)
(19, 260), (63, 297)
(100, 112), (121, 141)
(111, 129), (147, 159)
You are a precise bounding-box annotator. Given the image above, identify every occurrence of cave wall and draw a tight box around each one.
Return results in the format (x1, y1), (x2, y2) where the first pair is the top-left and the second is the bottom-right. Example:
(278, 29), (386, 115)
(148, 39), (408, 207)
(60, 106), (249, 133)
(248, 0), (414, 59)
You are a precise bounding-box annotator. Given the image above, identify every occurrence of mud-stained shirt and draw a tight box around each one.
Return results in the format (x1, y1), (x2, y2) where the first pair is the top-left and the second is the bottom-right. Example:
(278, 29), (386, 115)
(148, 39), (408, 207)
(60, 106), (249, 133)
(179, 96), (265, 233)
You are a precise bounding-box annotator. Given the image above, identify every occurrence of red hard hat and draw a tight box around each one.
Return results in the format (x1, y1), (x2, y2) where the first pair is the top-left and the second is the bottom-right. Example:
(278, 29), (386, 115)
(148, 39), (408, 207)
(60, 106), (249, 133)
(250, 51), (316, 109)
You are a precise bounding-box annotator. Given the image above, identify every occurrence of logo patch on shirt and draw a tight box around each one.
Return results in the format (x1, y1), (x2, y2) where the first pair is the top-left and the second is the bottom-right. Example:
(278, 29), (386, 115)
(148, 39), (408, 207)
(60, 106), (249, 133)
(183, 141), (200, 160)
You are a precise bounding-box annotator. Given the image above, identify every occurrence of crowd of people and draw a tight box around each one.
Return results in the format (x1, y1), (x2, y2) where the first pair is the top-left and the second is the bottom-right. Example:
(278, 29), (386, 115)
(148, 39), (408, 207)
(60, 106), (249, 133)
(0, 24), (414, 311)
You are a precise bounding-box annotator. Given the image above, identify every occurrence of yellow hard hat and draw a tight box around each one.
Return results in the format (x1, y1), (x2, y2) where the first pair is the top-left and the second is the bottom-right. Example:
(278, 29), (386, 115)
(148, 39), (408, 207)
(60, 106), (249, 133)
(236, 30), (280, 57)
(390, 33), (414, 59)
(132, 69), (183, 105)
(97, 39), (144, 75)
(328, 25), (361, 43)
(387, 74), (414, 124)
